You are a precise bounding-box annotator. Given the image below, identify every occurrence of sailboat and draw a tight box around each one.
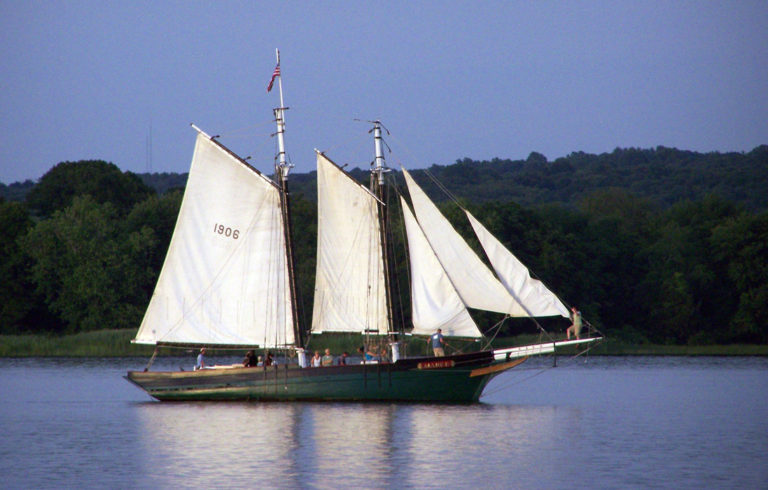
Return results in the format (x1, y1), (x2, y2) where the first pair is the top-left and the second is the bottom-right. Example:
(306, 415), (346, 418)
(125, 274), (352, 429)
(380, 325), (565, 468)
(125, 52), (602, 402)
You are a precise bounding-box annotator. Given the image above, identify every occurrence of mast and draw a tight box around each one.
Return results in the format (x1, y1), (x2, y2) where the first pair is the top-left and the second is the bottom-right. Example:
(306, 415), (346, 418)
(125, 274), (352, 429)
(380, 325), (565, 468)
(271, 49), (304, 350)
(370, 122), (401, 350)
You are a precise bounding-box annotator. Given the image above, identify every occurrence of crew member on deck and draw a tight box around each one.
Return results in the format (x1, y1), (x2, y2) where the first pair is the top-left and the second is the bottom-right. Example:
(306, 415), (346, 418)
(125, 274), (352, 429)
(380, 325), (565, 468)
(195, 347), (207, 370)
(431, 329), (445, 357)
(567, 306), (583, 340)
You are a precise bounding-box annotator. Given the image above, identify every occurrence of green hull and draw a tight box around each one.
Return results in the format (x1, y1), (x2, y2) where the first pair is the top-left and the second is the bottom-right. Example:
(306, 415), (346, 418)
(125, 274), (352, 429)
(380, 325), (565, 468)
(125, 351), (502, 403)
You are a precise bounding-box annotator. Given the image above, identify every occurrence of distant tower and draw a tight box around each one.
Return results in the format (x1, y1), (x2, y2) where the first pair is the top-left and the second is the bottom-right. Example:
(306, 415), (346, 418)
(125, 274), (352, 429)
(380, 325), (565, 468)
(145, 122), (153, 173)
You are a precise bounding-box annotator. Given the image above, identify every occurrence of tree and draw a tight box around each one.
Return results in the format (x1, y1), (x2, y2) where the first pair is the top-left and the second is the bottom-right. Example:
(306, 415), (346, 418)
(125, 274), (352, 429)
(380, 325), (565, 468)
(711, 212), (768, 342)
(0, 199), (55, 333)
(26, 160), (154, 218)
(20, 196), (142, 332)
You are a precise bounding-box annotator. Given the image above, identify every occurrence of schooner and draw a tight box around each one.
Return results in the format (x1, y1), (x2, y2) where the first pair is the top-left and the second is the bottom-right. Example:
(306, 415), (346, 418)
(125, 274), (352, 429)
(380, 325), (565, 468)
(125, 51), (602, 402)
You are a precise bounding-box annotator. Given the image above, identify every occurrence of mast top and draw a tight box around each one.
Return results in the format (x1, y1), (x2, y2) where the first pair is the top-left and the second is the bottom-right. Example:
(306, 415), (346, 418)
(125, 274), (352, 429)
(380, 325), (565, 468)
(270, 48), (293, 180)
(371, 121), (390, 186)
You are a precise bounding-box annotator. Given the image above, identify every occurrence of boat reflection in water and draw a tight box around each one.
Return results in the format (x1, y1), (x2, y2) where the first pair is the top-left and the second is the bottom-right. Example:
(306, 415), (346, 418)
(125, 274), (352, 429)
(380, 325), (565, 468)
(132, 400), (567, 487)
(133, 403), (304, 487)
(301, 404), (395, 487)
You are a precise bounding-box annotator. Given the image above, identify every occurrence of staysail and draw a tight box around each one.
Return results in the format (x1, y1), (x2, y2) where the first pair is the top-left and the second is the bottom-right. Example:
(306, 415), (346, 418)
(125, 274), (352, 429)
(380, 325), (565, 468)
(466, 211), (570, 318)
(311, 152), (389, 335)
(402, 169), (528, 317)
(134, 130), (295, 347)
(401, 196), (482, 338)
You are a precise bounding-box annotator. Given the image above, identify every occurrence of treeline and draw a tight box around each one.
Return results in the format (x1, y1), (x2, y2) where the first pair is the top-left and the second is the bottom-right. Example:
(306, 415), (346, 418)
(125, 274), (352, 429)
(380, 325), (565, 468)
(4, 145), (767, 210)
(1, 149), (767, 345)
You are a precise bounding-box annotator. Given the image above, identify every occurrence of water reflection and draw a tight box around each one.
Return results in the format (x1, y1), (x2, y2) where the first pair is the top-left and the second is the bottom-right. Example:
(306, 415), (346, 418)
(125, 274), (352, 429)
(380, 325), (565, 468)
(3, 357), (766, 488)
(298, 404), (395, 487)
(134, 402), (303, 487)
(399, 404), (577, 488)
(131, 399), (578, 488)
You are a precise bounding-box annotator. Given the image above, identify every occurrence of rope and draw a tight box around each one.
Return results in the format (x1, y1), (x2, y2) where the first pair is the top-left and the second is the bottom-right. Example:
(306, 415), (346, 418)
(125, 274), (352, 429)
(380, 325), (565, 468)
(481, 340), (601, 397)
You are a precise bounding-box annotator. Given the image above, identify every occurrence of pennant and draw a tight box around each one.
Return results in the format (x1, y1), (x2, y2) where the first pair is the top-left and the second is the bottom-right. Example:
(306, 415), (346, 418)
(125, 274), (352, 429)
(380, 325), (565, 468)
(267, 64), (280, 92)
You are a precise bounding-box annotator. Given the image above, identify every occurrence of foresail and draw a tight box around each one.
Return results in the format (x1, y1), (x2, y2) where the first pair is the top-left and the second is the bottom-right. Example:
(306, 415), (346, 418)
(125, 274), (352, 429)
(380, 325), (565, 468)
(466, 211), (570, 318)
(311, 152), (389, 335)
(134, 131), (295, 347)
(401, 197), (482, 338)
(402, 169), (528, 317)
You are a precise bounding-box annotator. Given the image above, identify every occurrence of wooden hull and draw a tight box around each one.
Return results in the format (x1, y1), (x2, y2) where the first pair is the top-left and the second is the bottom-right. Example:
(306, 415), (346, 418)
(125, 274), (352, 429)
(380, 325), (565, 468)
(125, 351), (509, 403)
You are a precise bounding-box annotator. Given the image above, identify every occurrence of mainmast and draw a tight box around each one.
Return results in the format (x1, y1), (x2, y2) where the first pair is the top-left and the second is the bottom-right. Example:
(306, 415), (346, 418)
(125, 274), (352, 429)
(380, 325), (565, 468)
(270, 49), (304, 352)
(370, 122), (402, 359)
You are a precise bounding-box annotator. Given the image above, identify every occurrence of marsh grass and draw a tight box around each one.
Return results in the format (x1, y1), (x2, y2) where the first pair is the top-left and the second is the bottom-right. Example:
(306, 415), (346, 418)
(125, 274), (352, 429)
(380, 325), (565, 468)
(0, 329), (155, 357)
(0, 329), (765, 357)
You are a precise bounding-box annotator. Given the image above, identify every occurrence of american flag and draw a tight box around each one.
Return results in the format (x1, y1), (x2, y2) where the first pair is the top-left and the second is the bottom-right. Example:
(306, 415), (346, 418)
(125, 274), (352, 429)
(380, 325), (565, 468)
(267, 64), (280, 92)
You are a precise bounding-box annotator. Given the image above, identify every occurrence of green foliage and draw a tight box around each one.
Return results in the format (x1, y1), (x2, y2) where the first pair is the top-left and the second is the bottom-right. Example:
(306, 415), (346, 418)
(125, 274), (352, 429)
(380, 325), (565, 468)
(4, 146), (768, 347)
(0, 180), (35, 202)
(21, 196), (129, 332)
(288, 192), (318, 327)
(0, 199), (55, 333)
(137, 172), (189, 195)
(25, 160), (155, 218)
(391, 145), (768, 211)
(710, 212), (768, 342)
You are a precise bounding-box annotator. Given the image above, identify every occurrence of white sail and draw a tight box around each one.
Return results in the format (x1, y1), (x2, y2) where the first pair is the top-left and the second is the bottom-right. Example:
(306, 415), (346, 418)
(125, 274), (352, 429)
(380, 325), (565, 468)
(402, 169), (528, 317)
(466, 211), (570, 318)
(134, 131), (295, 347)
(311, 152), (389, 335)
(401, 197), (482, 338)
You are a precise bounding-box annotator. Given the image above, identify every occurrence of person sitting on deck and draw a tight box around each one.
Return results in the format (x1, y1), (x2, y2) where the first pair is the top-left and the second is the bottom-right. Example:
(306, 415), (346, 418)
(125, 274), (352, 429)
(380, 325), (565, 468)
(195, 347), (207, 370)
(243, 350), (258, 367)
(567, 306), (583, 340)
(312, 350), (322, 367)
(336, 352), (349, 365)
(264, 351), (275, 367)
(358, 346), (377, 363)
(321, 348), (334, 366)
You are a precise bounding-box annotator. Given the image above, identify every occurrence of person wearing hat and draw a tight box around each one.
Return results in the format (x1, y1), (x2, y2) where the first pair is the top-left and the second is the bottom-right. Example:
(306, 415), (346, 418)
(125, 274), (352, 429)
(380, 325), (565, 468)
(195, 347), (207, 370)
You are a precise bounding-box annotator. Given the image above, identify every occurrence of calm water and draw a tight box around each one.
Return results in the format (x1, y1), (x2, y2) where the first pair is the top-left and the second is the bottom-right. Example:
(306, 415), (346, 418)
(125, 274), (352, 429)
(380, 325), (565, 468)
(1, 356), (766, 489)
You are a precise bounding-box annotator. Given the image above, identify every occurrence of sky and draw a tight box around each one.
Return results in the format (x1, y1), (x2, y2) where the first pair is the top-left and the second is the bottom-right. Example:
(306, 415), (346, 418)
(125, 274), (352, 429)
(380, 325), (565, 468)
(1, 1), (767, 184)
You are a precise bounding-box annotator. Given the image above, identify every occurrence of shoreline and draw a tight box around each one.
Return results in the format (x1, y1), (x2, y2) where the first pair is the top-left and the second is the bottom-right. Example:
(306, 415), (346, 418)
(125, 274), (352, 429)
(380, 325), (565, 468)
(1, 329), (766, 357)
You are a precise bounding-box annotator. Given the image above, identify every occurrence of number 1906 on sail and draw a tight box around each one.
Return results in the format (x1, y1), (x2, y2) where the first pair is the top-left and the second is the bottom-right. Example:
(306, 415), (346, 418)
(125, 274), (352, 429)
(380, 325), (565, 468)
(213, 223), (239, 239)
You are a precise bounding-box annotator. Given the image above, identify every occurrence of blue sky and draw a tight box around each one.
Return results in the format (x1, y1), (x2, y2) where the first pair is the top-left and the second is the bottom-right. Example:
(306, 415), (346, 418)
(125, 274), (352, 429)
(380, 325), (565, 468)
(1, 1), (766, 184)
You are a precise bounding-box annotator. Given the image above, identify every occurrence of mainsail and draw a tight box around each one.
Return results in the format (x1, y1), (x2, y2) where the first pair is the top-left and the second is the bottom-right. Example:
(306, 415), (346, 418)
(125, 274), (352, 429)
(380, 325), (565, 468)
(401, 196), (482, 338)
(134, 130), (295, 347)
(311, 152), (389, 335)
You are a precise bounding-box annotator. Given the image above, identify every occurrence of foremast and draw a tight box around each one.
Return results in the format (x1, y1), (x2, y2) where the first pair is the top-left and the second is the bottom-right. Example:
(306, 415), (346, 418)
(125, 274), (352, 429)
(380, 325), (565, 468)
(370, 122), (403, 359)
(271, 49), (304, 352)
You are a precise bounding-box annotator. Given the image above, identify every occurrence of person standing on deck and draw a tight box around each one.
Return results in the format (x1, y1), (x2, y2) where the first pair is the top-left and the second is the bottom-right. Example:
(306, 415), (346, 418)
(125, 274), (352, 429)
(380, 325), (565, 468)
(431, 329), (446, 357)
(195, 348), (207, 370)
(567, 307), (583, 340)
(321, 348), (334, 366)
